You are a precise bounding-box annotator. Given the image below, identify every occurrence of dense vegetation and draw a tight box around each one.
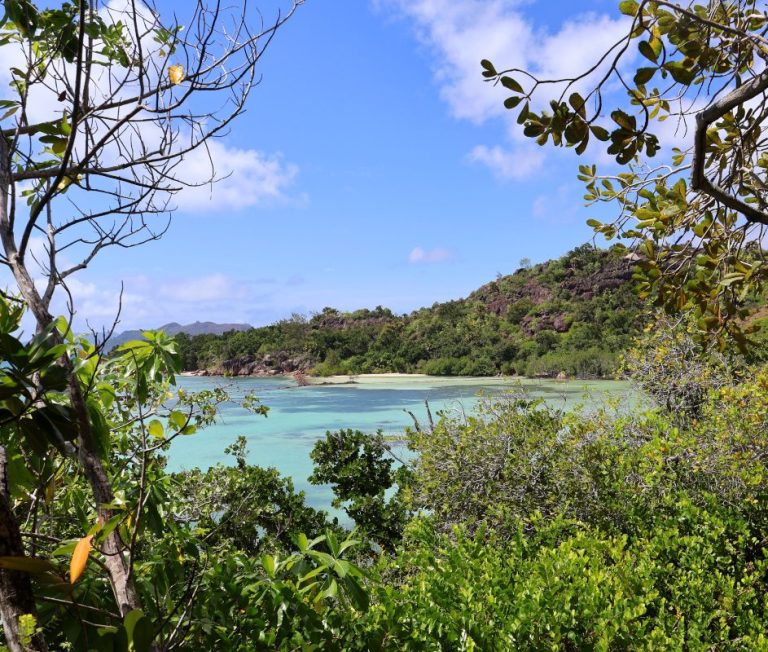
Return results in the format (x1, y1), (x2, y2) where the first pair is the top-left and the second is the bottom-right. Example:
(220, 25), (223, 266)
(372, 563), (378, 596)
(176, 244), (644, 378)
(6, 1), (768, 650)
(4, 297), (768, 650)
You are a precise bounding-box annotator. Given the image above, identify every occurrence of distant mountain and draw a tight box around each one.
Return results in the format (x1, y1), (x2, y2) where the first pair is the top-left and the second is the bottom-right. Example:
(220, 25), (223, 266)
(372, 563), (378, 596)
(107, 321), (251, 350)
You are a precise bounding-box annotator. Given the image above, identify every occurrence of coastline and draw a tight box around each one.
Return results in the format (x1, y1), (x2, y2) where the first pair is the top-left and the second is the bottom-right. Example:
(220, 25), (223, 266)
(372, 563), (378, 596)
(178, 370), (623, 389)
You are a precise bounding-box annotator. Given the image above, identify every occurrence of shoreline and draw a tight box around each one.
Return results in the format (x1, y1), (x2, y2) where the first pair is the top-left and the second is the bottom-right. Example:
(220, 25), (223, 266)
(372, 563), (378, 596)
(178, 370), (621, 386)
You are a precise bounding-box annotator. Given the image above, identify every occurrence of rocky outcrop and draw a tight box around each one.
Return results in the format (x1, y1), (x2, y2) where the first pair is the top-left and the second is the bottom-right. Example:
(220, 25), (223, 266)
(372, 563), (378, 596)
(520, 311), (572, 336)
(212, 352), (311, 377)
(473, 279), (552, 317)
(472, 255), (634, 321)
(561, 259), (633, 299)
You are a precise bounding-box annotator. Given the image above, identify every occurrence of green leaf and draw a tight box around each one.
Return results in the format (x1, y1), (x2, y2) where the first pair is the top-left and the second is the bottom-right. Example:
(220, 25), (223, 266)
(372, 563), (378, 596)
(98, 514), (125, 542)
(147, 419), (164, 439)
(262, 554), (276, 578)
(634, 67), (656, 85)
(568, 92), (586, 117)
(6, 0), (39, 37)
(590, 125), (610, 141)
(342, 575), (369, 611)
(32, 404), (79, 446)
(639, 40), (661, 63)
(575, 135), (589, 155)
(318, 578), (338, 601)
(52, 540), (78, 557)
(0, 556), (58, 574)
(500, 76), (523, 93)
(720, 273), (745, 287)
(337, 538), (360, 555)
(504, 96), (522, 109)
(611, 110), (636, 131)
(618, 0), (639, 15)
(87, 399), (110, 460)
(325, 529), (340, 557)
(0, 104), (18, 121)
(51, 139), (67, 156)
(517, 102), (530, 125)
(665, 61), (695, 85)
(480, 59), (496, 74)
(124, 609), (153, 652)
(168, 410), (187, 431)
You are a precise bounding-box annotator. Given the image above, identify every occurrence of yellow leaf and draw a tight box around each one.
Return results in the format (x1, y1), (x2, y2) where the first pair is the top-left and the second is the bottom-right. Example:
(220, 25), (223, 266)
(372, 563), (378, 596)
(70, 535), (93, 584)
(168, 64), (184, 85)
(56, 174), (82, 191)
(44, 477), (55, 504)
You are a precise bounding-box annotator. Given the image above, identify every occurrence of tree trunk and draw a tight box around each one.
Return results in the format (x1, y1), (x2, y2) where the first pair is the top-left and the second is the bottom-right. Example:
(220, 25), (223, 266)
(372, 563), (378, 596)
(0, 447), (48, 652)
(4, 255), (142, 617)
(0, 137), (142, 627)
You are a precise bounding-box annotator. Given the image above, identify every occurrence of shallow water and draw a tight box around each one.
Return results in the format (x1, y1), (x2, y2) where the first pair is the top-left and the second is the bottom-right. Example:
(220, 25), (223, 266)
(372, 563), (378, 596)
(169, 375), (636, 511)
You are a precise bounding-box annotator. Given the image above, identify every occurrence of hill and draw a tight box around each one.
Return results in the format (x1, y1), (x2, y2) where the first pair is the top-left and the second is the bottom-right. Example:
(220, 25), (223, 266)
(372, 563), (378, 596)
(107, 321), (251, 350)
(175, 244), (646, 378)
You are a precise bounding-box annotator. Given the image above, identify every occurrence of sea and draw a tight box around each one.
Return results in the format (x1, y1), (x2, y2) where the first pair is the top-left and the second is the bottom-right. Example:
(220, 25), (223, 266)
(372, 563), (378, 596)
(167, 375), (635, 512)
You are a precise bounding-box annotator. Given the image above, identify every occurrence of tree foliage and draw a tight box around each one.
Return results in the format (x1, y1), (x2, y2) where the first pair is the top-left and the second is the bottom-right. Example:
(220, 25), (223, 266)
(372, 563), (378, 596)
(483, 0), (768, 347)
(226, 374), (768, 649)
(8, 1), (768, 649)
(310, 429), (412, 551)
(0, 0), (301, 647)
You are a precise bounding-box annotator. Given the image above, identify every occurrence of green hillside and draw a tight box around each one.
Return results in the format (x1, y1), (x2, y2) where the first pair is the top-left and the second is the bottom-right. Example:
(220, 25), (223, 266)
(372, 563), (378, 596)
(177, 244), (646, 378)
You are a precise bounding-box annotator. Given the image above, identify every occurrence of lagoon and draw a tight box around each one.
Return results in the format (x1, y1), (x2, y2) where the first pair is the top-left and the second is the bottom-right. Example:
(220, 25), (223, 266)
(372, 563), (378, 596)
(169, 375), (635, 510)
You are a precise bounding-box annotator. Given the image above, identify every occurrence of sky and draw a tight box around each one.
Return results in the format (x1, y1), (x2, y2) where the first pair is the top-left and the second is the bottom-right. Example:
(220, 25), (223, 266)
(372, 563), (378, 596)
(4, 0), (669, 331)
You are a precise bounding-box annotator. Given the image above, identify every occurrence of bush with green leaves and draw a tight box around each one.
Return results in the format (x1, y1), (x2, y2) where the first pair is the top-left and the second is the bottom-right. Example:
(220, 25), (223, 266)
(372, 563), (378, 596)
(349, 506), (768, 651)
(7, 287), (768, 651)
(174, 445), (334, 556)
(408, 374), (768, 539)
(310, 429), (412, 551)
(182, 530), (370, 651)
(622, 314), (742, 421)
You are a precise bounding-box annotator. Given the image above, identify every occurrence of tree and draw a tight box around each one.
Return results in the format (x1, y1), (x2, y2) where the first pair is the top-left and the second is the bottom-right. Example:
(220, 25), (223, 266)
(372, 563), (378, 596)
(310, 429), (412, 551)
(483, 1), (768, 347)
(0, 0), (301, 648)
(622, 313), (740, 420)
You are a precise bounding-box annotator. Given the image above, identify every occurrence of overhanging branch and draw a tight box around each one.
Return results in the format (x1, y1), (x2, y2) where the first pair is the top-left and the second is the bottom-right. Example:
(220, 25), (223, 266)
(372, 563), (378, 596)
(691, 69), (768, 226)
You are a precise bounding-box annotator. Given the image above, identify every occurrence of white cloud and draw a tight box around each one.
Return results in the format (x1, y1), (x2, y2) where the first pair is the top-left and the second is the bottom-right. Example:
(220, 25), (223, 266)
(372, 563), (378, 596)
(0, 1), (303, 220)
(468, 143), (544, 180)
(379, 0), (631, 180)
(34, 273), (286, 332)
(382, 0), (629, 121)
(172, 142), (300, 213)
(157, 273), (251, 302)
(408, 246), (454, 264)
(382, 0), (535, 124)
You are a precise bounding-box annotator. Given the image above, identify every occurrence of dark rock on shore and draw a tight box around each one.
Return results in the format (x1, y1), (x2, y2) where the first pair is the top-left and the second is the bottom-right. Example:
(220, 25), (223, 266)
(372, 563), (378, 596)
(213, 352), (311, 377)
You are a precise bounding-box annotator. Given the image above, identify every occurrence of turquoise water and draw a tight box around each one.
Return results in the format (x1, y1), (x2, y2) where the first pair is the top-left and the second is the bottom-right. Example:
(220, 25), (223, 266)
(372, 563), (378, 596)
(169, 375), (635, 510)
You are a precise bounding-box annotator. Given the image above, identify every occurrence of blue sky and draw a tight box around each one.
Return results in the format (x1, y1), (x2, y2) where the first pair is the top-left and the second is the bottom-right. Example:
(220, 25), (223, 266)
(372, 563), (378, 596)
(8, 0), (650, 330)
